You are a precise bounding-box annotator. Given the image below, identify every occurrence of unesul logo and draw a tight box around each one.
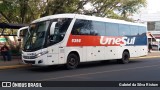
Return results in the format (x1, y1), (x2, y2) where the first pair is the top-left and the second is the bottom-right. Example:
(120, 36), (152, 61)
(100, 36), (136, 46)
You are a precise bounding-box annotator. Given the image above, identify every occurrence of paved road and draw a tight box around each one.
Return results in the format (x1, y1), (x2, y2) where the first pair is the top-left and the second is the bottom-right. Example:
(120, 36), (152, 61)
(0, 58), (160, 81)
(1, 58), (160, 90)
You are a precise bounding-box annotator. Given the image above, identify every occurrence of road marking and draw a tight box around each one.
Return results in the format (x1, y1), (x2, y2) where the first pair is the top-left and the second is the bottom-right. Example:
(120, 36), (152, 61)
(37, 64), (160, 81)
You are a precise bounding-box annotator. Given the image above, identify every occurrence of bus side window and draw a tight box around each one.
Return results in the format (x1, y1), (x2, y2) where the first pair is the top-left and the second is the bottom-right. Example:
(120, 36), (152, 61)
(119, 24), (130, 36)
(139, 26), (146, 36)
(92, 21), (105, 36)
(106, 23), (119, 36)
(71, 21), (80, 35)
(71, 28), (80, 35)
(130, 25), (139, 36)
(71, 19), (92, 35)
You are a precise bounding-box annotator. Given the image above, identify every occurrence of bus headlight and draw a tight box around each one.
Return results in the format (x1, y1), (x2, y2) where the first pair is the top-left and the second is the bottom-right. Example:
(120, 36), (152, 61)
(36, 53), (42, 58)
(35, 51), (48, 58)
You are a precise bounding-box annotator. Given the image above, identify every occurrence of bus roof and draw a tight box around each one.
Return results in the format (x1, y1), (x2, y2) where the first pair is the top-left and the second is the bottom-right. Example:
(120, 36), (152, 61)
(32, 13), (146, 27)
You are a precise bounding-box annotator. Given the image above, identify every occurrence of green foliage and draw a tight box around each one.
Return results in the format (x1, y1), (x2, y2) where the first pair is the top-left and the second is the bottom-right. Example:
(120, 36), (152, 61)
(83, 0), (146, 21)
(117, 0), (147, 18)
(40, 0), (89, 16)
(0, 0), (45, 23)
(0, 0), (147, 23)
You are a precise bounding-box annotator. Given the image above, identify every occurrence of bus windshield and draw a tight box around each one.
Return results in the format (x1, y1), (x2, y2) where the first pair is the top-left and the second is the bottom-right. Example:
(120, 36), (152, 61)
(23, 18), (72, 51)
(23, 21), (50, 51)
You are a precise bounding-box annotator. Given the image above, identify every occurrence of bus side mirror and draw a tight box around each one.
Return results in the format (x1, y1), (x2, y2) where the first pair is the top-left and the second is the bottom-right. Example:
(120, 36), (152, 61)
(50, 22), (57, 35)
(17, 26), (29, 42)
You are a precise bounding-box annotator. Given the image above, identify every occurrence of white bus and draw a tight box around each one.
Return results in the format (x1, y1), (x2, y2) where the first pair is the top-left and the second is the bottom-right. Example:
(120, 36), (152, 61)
(17, 14), (148, 69)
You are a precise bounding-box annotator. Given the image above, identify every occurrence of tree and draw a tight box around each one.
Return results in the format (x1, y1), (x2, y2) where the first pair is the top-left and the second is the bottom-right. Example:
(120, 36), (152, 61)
(117, 0), (147, 20)
(0, 0), (46, 24)
(41, 0), (90, 17)
(0, 0), (147, 23)
(0, 0), (47, 53)
(82, 0), (146, 21)
(40, 0), (146, 21)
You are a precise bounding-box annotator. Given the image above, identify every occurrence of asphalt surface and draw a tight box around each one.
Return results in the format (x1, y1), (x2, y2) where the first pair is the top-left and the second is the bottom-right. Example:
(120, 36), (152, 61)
(0, 51), (159, 70)
(1, 58), (160, 90)
(0, 58), (160, 81)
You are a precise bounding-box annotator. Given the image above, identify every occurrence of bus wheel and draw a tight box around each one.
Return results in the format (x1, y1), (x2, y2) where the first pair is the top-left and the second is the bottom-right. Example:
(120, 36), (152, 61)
(66, 54), (79, 69)
(118, 51), (130, 64)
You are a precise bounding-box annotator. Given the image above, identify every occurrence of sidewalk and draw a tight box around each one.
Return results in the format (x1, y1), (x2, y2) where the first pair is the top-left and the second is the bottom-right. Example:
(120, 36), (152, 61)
(147, 51), (160, 56)
(0, 57), (30, 70)
(0, 51), (160, 70)
(0, 59), (22, 66)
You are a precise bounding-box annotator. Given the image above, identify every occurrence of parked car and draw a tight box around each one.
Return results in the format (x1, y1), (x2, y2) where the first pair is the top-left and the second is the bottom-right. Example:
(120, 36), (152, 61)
(152, 44), (160, 50)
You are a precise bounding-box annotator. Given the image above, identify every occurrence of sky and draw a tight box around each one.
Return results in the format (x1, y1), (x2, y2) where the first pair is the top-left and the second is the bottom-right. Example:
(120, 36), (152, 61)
(133, 0), (160, 21)
(84, 0), (160, 21)
(147, 0), (160, 13)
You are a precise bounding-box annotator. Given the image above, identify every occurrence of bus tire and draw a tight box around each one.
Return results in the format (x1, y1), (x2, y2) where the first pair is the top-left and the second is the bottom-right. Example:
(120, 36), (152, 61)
(66, 53), (79, 69)
(118, 51), (130, 64)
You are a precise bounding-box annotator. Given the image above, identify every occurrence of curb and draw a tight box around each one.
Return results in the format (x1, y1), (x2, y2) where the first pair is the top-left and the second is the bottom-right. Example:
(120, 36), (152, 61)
(139, 56), (160, 59)
(131, 56), (160, 59)
(0, 65), (31, 70)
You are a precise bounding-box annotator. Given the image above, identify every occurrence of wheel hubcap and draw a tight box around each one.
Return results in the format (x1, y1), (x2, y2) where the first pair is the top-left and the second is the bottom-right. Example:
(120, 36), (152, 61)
(69, 58), (76, 66)
(124, 54), (129, 61)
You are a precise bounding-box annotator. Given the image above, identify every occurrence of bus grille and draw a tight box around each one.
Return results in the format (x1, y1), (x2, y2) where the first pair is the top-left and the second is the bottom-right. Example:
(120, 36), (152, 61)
(24, 60), (35, 64)
(23, 56), (36, 59)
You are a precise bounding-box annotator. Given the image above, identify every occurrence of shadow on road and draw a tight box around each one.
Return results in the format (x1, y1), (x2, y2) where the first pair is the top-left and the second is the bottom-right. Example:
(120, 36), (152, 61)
(25, 59), (143, 72)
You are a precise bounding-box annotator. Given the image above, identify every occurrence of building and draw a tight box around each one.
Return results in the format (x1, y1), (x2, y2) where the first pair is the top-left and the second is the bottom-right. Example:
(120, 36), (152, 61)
(147, 21), (160, 50)
(131, 8), (160, 50)
(147, 21), (160, 41)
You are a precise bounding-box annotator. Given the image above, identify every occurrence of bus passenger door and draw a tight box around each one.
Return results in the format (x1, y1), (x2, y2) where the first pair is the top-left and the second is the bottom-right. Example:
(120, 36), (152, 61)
(58, 46), (65, 64)
(47, 21), (60, 65)
(47, 45), (59, 65)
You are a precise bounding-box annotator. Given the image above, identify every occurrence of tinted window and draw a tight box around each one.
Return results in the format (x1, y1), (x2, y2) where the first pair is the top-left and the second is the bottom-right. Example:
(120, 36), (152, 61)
(130, 25), (139, 36)
(71, 19), (92, 35)
(72, 20), (106, 36)
(48, 18), (72, 46)
(119, 24), (130, 36)
(92, 21), (106, 36)
(139, 26), (146, 35)
(106, 23), (119, 36)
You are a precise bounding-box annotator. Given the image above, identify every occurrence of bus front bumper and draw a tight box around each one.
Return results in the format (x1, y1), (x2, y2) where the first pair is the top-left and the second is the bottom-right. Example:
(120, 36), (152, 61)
(22, 55), (48, 66)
